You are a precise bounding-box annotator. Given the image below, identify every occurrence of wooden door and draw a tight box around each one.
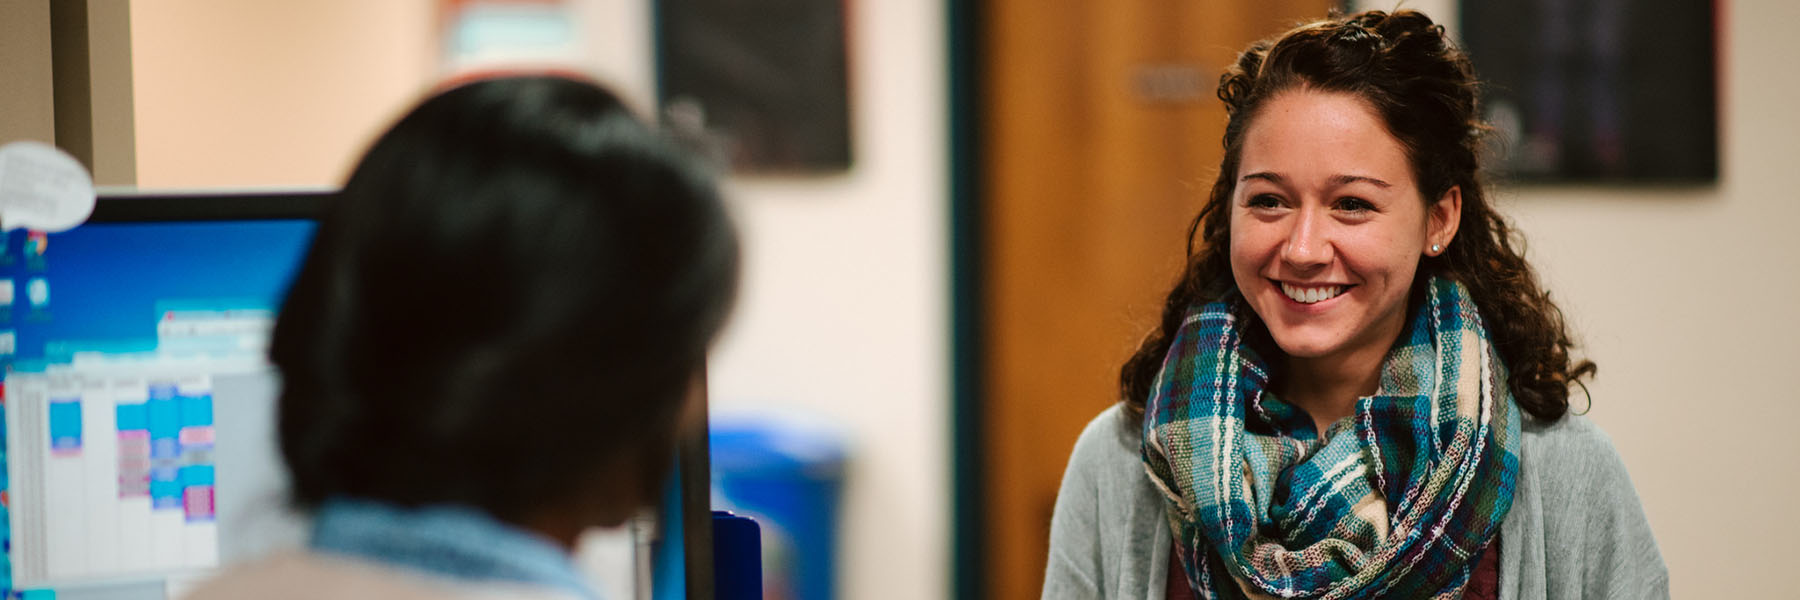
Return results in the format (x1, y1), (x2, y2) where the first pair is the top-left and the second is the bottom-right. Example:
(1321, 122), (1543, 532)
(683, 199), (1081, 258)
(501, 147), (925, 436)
(980, 1), (1332, 598)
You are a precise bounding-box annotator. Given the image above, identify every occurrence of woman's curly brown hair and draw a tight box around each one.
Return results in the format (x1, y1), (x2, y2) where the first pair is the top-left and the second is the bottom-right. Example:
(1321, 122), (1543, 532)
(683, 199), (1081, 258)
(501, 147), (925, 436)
(1120, 9), (1594, 423)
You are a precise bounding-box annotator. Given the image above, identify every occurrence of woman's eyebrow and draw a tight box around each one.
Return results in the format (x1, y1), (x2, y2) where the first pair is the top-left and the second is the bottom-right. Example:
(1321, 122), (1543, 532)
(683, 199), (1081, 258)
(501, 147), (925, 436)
(1239, 172), (1392, 188)
(1330, 174), (1393, 188)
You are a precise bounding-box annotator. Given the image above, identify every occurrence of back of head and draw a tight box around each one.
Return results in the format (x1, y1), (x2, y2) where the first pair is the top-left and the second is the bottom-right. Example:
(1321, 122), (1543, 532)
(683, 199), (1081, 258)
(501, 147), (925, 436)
(269, 76), (739, 524)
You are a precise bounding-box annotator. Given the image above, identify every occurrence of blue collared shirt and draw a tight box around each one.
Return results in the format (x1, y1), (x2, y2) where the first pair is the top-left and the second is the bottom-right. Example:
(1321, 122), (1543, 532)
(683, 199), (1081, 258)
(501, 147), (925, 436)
(309, 497), (601, 600)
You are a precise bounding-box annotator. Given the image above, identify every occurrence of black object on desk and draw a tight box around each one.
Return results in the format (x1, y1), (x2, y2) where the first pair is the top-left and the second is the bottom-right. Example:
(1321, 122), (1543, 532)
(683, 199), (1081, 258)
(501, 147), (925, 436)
(711, 511), (763, 600)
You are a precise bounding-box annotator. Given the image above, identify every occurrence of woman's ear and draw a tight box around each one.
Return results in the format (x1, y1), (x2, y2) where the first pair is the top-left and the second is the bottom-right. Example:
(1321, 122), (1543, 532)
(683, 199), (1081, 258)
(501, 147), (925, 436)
(1426, 186), (1462, 256)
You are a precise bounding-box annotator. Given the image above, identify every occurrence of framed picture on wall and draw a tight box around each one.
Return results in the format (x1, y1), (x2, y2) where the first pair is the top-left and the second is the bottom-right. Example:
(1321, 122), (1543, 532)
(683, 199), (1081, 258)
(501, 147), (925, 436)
(656, 0), (853, 174)
(1460, 0), (1718, 183)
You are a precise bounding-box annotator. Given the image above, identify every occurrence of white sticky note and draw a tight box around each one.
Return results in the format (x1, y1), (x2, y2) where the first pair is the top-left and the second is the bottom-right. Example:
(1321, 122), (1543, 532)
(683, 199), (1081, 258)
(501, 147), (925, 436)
(0, 141), (97, 233)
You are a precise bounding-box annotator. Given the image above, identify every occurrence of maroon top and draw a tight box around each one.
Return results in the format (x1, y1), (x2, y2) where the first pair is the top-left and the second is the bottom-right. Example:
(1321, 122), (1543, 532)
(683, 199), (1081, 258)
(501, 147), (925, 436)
(1463, 536), (1502, 600)
(1166, 543), (1193, 600)
(1164, 536), (1501, 599)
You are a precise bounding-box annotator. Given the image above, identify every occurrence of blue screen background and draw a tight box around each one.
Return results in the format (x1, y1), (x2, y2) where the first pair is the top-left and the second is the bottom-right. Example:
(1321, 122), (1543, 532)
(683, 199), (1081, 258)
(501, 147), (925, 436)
(3, 221), (316, 366)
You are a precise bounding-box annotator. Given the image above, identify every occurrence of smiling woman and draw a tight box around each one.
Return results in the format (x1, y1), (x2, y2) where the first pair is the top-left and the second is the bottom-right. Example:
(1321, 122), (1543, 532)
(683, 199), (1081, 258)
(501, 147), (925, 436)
(1043, 9), (1667, 600)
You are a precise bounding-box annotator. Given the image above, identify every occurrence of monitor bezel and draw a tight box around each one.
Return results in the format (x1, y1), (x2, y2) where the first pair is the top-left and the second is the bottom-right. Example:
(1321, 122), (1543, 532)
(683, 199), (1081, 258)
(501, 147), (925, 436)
(89, 190), (329, 223)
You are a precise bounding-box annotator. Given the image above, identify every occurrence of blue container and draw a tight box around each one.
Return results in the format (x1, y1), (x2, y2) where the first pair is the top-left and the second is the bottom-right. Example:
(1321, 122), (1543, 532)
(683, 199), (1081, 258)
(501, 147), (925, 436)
(709, 416), (845, 600)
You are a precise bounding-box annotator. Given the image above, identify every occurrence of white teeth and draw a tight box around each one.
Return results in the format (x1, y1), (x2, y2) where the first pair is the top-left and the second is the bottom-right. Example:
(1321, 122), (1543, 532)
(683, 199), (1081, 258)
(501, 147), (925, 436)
(1281, 282), (1346, 304)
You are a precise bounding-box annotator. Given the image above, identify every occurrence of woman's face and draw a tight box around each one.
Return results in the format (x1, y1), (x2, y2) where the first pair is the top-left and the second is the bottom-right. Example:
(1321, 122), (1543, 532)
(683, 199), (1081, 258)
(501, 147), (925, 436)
(1228, 90), (1459, 364)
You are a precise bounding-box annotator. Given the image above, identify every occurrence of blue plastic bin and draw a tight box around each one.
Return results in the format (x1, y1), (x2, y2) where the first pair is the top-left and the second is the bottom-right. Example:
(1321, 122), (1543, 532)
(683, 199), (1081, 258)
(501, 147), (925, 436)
(709, 416), (846, 600)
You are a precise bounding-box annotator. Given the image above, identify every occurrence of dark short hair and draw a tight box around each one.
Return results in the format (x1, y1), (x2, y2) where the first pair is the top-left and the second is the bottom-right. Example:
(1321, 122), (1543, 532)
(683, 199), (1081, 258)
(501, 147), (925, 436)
(270, 76), (738, 520)
(1121, 10), (1593, 423)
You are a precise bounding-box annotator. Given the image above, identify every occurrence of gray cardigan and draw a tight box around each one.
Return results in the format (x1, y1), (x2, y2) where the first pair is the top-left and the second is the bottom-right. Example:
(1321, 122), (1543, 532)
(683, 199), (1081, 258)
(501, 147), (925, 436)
(1044, 405), (1668, 599)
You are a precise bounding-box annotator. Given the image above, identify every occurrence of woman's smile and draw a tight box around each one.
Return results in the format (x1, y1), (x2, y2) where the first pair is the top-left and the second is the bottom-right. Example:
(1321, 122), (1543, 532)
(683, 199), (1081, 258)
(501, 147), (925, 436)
(1276, 280), (1354, 305)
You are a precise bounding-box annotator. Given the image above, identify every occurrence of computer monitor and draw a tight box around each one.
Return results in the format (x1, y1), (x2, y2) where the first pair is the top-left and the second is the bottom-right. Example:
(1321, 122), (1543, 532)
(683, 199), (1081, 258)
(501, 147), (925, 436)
(1, 191), (713, 599)
(2, 191), (321, 597)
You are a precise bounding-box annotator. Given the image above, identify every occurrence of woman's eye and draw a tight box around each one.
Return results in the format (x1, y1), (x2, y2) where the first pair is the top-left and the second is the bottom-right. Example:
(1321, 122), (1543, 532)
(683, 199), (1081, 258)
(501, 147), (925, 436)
(1247, 194), (1282, 209)
(1334, 196), (1375, 213)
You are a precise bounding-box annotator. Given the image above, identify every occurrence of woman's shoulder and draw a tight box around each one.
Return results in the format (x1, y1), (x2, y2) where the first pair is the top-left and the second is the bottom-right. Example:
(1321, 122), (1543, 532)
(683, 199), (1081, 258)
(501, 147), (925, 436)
(1046, 404), (1172, 599)
(1054, 403), (1165, 529)
(1517, 412), (1633, 483)
(1514, 412), (1660, 551)
(1510, 414), (1669, 596)
(1059, 404), (1170, 519)
(1521, 411), (1614, 451)
(1065, 403), (1144, 477)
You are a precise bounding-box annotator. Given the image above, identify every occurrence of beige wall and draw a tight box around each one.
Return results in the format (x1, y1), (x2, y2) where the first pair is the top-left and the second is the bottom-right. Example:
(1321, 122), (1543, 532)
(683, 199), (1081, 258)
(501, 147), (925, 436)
(129, 0), (437, 189)
(0, 0), (56, 145)
(1354, 1), (1799, 595)
(632, 2), (952, 597)
(703, 0), (951, 596)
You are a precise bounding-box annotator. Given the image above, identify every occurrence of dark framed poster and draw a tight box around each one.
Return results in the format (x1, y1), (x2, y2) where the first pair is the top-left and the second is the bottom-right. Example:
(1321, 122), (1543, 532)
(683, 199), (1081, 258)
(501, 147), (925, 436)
(656, 0), (852, 174)
(1461, 0), (1718, 183)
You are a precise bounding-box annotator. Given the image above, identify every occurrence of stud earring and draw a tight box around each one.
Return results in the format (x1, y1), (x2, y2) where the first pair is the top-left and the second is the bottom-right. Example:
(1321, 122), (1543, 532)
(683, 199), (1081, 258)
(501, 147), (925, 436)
(1431, 244), (1441, 253)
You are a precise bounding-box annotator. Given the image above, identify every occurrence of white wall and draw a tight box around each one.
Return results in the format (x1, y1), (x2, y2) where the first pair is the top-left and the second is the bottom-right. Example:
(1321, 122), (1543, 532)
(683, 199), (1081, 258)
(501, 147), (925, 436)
(1357, 1), (1800, 595)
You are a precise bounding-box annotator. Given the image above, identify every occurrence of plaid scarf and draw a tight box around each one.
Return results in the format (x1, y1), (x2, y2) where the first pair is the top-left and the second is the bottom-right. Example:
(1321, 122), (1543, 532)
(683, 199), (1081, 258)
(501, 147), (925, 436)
(1141, 277), (1519, 599)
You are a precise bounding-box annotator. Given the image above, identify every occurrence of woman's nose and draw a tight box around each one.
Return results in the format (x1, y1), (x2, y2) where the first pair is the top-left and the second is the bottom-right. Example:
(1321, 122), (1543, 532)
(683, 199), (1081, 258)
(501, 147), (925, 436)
(1280, 207), (1332, 269)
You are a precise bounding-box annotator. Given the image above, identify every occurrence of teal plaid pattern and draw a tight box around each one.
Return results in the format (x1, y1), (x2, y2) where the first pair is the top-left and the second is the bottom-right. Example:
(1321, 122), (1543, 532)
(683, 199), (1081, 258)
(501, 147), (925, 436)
(1142, 277), (1519, 599)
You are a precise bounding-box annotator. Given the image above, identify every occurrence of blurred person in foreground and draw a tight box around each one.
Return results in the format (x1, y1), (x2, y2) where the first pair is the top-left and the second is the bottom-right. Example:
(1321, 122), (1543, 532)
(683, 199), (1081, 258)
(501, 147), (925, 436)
(1044, 10), (1665, 600)
(185, 75), (738, 599)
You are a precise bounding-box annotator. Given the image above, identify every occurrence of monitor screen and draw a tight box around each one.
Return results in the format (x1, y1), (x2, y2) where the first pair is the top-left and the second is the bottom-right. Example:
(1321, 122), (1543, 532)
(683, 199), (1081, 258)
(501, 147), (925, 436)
(2, 192), (320, 596)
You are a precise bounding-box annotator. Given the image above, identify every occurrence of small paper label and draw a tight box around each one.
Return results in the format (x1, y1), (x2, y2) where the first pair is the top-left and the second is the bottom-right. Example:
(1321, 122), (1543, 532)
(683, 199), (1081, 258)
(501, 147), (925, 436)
(0, 141), (97, 232)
